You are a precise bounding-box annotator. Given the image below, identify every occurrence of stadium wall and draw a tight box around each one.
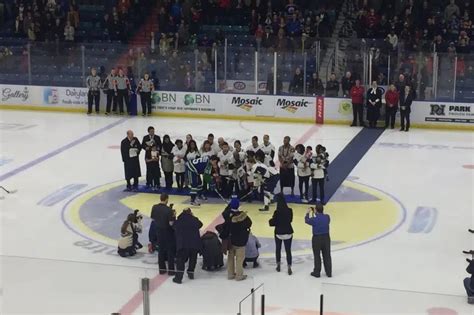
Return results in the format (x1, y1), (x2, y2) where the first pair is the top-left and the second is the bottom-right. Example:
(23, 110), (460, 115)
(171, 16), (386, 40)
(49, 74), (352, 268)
(0, 84), (472, 130)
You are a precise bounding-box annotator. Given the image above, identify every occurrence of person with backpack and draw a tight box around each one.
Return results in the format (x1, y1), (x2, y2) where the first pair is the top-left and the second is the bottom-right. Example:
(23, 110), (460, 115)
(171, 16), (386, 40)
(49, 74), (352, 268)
(269, 193), (294, 275)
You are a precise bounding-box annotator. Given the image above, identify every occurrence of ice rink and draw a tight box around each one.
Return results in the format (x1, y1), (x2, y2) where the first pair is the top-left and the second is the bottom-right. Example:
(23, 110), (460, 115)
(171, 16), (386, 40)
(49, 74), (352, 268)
(0, 110), (473, 315)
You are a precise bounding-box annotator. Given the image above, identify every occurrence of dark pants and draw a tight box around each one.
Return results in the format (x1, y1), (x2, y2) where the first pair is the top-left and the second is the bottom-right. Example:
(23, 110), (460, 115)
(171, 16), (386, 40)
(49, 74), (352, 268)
(385, 106), (397, 128)
(175, 172), (185, 189)
(140, 92), (152, 115)
(464, 278), (474, 297)
(164, 171), (173, 189)
(312, 178), (325, 203)
(158, 233), (176, 273)
(299, 176), (310, 200)
(87, 90), (100, 113)
(400, 109), (410, 130)
(352, 102), (364, 125)
(117, 89), (129, 114)
(146, 163), (161, 187)
(106, 90), (117, 113)
(126, 177), (139, 189)
(220, 176), (234, 198)
(275, 236), (292, 266)
(312, 234), (332, 276)
(243, 256), (259, 267)
(174, 248), (198, 281)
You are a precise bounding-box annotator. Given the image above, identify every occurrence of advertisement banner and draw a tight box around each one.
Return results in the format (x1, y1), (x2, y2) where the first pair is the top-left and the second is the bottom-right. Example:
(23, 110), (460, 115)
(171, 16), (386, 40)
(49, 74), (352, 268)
(0, 84), (40, 105)
(151, 91), (221, 115)
(411, 101), (474, 125)
(273, 96), (315, 120)
(316, 96), (324, 124)
(42, 87), (88, 108)
(323, 97), (353, 122)
(225, 94), (261, 116)
(221, 80), (268, 94)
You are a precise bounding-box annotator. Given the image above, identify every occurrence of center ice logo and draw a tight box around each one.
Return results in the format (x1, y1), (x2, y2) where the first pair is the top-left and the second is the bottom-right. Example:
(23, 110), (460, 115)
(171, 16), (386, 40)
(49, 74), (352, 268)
(62, 180), (405, 256)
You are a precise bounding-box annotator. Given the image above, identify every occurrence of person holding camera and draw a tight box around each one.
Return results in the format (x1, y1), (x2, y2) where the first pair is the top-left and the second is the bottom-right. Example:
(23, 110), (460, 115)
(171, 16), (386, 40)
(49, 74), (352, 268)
(117, 210), (143, 257)
(305, 204), (332, 278)
(172, 208), (203, 284)
(151, 193), (176, 275)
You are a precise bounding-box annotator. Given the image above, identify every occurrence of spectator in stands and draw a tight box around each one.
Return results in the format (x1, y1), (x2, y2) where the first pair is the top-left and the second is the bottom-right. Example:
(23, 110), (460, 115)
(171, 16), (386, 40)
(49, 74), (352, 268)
(289, 67), (304, 95)
(266, 67), (283, 95)
(385, 84), (399, 129)
(444, 0), (460, 22)
(341, 71), (354, 97)
(64, 20), (74, 42)
(325, 73), (339, 97)
(350, 79), (365, 127)
(255, 24), (264, 50)
(67, 5), (79, 29)
(184, 71), (194, 91)
(386, 29), (398, 51)
(308, 72), (325, 96)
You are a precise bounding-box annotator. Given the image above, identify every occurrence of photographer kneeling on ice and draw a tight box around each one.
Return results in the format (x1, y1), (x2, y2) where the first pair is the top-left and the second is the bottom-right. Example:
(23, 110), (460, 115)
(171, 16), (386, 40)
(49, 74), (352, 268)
(118, 210), (143, 257)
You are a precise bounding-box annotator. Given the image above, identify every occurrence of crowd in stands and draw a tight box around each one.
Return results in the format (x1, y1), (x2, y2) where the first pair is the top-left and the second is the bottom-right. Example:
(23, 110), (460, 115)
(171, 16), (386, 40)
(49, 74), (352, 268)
(351, 0), (473, 54)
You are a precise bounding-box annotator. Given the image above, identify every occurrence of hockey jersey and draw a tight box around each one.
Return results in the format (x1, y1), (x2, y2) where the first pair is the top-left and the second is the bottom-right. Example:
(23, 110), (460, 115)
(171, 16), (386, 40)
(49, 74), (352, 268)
(251, 162), (278, 187)
(218, 150), (234, 176)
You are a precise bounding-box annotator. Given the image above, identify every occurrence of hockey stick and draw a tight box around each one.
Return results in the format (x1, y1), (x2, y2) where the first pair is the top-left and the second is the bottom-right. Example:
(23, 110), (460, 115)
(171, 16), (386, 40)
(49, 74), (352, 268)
(0, 186), (17, 194)
(469, 229), (474, 234)
(213, 189), (230, 204)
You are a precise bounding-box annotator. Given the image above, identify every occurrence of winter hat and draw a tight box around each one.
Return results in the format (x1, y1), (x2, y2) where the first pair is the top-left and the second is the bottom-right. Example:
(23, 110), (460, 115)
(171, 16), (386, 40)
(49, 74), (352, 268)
(230, 196), (240, 212)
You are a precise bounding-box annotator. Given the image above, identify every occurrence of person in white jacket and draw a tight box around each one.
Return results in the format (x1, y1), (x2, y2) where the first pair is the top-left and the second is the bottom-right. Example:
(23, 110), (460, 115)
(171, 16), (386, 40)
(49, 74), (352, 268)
(217, 142), (235, 198)
(172, 139), (187, 190)
(294, 144), (311, 203)
(310, 156), (326, 204)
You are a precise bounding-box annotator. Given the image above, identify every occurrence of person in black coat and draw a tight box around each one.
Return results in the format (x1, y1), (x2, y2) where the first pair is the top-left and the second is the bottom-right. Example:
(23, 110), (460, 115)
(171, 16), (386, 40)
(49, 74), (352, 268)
(142, 126), (162, 153)
(150, 193), (176, 275)
(220, 198), (252, 281)
(307, 72), (325, 96)
(120, 130), (142, 191)
(465, 259), (474, 300)
(172, 208), (203, 284)
(201, 231), (224, 271)
(266, 67), (283, 95)
(366, 81), (384, 128)
(269, 193), (294, 275)
(399, 85), (415, 132)
(289, 67), (304, 95)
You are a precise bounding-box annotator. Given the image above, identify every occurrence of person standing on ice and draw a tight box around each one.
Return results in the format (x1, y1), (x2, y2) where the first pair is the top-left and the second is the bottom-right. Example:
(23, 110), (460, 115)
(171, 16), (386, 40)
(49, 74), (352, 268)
(250, 150), (279, 211)
(120, 130), (142, 191)
(366, 81), (384, 128)
(261, 134), (275, 166)
(305, 204), (332, 278)
(278, 136), (295, 195)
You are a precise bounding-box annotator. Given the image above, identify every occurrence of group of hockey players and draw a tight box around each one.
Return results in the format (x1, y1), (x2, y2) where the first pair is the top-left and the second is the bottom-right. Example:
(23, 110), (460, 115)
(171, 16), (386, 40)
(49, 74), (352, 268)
(120, 127), (330, 211)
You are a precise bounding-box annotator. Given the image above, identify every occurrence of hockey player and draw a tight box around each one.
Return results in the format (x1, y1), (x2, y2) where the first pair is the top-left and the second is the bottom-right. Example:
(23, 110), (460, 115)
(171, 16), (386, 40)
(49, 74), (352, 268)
(186, 155), (218, 206)
(217, 142), (235, 198)
(261, 134), (276, 166)
(246, 136), (262, 153)
(231, 140), (247, 197)
(250, 150), (279, 211)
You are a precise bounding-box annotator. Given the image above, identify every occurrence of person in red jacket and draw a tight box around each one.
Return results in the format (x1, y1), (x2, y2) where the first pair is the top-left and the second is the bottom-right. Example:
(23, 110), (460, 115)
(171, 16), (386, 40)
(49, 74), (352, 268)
(350, 79), (365, 127)
(384, 84), (399, 129)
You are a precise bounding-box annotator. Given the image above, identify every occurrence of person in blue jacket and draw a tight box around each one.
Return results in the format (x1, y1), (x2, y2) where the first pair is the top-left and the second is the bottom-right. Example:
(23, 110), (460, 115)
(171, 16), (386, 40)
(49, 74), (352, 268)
(305, 204), (332, 278)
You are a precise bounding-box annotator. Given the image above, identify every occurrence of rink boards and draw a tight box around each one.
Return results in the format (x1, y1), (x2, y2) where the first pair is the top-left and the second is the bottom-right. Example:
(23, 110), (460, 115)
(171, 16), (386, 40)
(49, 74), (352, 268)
(0, 84), (473, 130)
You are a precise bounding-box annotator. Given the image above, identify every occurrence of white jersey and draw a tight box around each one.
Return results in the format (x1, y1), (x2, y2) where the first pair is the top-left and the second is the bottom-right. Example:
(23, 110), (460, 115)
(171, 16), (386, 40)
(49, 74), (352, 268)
(261, 142), (275, 162)
(246, 144), (262, 154)
(172, 146), (186, 173)
(218, 150), (234, 176)
(250, 162), (278, 187)
(185, 150), (200, 161)
(210, 142), (220, 155)
(201, 150), (214, 158)
(310, 158), (325, 179)
(293, 152), (311, 177)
